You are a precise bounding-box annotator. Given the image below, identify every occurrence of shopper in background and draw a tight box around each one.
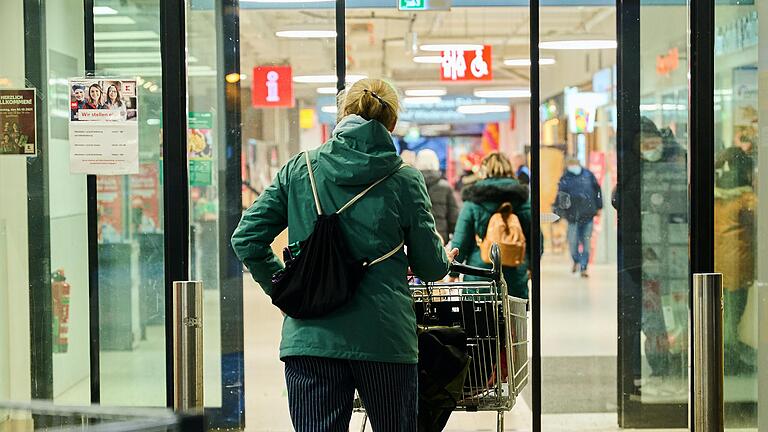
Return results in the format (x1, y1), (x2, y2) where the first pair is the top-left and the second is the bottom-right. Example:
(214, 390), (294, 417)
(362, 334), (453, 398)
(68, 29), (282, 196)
(452, 152), (532, 299)
(232, 78), (455, 431)
(416, 149), (459, 244)
(715, 145), (757, 374)
(400, 149), (416, 166)
(512, 153), (530, 185)
(553, 156), (602, 277)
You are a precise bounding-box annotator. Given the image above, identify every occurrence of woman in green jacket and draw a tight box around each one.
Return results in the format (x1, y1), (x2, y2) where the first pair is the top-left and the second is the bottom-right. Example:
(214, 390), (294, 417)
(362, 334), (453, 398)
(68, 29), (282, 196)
(452, 152), (533, 299)
(232, 78), (456, 431)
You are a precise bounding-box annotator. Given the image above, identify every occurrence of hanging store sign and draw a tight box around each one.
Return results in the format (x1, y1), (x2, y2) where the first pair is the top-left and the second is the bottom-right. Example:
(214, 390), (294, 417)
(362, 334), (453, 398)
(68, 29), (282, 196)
(252, 65), (294, 108)
(655, 47), (679, 76)
(316, 95), (509, 124)
(68, 78), (139, 175)
(0, 89), (37, 156)
(440, 45), (492, 82)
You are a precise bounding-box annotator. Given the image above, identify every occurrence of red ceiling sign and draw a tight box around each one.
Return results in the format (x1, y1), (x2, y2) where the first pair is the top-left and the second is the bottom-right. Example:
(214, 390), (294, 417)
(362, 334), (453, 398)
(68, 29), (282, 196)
(252, 65), (294, 108)
(440, 45), (493, 82)
(656, 47), (679, 76)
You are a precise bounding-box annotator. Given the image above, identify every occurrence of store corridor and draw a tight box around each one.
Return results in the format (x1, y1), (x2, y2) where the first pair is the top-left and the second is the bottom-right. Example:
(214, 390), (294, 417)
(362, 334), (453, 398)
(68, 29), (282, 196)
(242, 254), (680, 431)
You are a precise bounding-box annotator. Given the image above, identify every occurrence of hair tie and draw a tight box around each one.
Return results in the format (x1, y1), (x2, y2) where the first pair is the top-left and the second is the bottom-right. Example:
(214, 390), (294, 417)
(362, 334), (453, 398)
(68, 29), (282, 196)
(363, 88), (386, 106)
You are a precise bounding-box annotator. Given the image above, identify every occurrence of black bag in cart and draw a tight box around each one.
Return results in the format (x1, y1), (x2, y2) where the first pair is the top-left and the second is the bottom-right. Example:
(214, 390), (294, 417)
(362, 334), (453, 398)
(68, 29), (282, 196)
(270, 152), (404, 319)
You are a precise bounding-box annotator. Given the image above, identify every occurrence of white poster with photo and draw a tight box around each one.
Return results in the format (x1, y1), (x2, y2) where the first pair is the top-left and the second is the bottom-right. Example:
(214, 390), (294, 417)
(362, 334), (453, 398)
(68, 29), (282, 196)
(68, 78), (139, 174)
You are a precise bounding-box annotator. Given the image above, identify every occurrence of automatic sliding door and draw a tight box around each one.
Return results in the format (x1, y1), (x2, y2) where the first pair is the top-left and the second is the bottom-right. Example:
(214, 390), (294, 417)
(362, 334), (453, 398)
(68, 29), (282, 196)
(93, 0), (167, 407)
(616, 1), (690, 427)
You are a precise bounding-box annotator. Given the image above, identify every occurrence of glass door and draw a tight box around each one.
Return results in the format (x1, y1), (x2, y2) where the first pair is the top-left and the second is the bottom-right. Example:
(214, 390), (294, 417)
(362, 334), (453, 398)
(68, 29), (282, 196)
(614, 1), (691, 427)
(92, 0), (167, 407)
(713, 0), (762, 428)
(535, 0), (695, 429)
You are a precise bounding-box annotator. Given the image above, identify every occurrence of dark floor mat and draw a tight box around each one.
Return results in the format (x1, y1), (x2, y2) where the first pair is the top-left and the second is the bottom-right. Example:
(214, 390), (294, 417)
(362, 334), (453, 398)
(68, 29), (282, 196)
(520, 356), (617, 413)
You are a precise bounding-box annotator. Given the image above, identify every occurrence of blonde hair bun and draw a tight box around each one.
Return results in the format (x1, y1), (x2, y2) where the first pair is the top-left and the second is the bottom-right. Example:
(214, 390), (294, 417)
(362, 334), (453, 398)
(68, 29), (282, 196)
(338, 78), (400, 130)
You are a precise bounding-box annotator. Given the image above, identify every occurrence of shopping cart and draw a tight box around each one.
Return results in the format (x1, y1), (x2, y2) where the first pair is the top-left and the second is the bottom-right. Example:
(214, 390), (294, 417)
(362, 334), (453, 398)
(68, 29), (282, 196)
(355, 244), (529, 431)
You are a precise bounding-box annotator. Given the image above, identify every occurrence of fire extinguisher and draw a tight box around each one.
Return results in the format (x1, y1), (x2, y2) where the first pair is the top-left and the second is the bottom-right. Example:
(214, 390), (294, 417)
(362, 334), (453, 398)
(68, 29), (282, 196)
(51, 268), (70, 353)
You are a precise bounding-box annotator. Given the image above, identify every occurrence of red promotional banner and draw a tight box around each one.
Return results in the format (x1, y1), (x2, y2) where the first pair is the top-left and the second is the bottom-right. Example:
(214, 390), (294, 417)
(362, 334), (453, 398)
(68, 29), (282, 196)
(96, 176), (124, 242)
(440, 45), (492, 82)
(588, 151), (606, 186)
(252, 65), (294, 108)
(130, 163), (161, 233)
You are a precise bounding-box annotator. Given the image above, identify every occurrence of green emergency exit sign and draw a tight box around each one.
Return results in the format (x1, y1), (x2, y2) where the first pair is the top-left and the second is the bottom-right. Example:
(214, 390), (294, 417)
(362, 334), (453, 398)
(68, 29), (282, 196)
(399, 0), (426, 10)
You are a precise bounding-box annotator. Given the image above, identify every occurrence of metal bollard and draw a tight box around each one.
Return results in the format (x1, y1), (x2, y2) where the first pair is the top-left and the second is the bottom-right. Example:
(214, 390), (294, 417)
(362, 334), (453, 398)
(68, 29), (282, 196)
(173, 281), (204, 412)
(691, 273), (724, 431)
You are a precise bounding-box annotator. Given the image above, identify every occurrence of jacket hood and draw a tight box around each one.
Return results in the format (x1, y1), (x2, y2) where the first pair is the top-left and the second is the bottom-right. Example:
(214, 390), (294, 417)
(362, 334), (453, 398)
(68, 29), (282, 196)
(420, 170), (442, 187)
(461, 178), (529, 206)
(315, 115), (402, 186)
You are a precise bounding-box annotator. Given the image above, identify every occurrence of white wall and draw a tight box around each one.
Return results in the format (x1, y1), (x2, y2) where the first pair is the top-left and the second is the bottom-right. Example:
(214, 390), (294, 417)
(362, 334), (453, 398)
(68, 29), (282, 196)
(0, 0), (32, 404)
(45, 0), (90, 402)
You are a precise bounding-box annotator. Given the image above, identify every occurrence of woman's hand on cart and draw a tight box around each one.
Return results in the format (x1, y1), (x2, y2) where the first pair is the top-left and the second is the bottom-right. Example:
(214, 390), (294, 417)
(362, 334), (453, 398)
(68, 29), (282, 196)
(446, 247), (459, 262)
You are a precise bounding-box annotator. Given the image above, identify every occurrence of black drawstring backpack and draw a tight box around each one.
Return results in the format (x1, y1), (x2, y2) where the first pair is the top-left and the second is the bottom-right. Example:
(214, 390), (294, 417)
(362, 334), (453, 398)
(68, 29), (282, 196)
(270, 152), (404, 319)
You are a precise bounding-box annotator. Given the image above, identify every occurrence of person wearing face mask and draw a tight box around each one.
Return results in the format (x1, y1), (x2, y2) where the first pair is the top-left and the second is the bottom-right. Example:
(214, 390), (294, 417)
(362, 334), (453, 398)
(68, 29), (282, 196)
(614, 117), (689, 394)
(553, 156), (603, 277)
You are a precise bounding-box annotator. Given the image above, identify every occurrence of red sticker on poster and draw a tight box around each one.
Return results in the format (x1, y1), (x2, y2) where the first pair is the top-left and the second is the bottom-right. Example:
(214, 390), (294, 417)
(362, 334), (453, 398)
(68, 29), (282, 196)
(252, 66), (294, 108)
(440, 45), (492, 82)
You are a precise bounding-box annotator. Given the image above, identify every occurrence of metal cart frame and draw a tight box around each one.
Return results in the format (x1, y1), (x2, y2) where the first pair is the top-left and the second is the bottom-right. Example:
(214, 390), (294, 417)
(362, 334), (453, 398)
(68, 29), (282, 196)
(355, 244), (529, 431)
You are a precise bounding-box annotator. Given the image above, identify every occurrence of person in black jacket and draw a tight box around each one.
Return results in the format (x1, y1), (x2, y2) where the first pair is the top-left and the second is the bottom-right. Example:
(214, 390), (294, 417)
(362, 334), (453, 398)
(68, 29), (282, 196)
(553, 156), (602, 277)
(415, 149), (459, 244)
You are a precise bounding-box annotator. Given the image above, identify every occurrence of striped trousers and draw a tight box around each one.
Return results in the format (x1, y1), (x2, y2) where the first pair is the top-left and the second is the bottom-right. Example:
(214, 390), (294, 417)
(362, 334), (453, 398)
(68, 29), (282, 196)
(283, 356), (418, 432)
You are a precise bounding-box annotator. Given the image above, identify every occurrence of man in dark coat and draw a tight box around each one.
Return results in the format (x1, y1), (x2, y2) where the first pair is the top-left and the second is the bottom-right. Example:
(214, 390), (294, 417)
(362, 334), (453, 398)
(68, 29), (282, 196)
(553, 156), (603, 277)
(416, 149), (459, 243)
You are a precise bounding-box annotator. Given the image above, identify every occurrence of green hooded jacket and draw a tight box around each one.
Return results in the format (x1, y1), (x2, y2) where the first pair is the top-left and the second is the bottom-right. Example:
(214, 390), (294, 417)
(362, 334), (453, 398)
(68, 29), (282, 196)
(231, 115), (450, 364)
(453, 178), (532, 299)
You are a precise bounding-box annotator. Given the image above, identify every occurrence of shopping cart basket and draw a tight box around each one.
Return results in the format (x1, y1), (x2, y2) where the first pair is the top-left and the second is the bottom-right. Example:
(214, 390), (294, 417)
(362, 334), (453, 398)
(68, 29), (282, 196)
(355, 244), (529, 431)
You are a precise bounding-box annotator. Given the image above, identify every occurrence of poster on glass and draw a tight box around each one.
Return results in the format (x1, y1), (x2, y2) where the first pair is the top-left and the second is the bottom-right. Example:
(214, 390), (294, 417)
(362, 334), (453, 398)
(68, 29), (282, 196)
(68, 78), (139, 174)
(0, 88), (37, 156)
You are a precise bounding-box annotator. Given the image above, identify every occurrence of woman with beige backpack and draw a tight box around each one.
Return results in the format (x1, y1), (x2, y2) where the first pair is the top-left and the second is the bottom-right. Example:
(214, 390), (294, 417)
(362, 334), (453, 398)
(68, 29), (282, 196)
(451, 152), (533, 299)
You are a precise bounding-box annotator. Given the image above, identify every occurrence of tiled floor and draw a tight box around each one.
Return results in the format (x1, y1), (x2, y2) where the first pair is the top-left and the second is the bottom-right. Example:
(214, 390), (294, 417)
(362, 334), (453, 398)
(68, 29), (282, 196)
(56, 252), (754, 430)
(242, 253), (686, 431)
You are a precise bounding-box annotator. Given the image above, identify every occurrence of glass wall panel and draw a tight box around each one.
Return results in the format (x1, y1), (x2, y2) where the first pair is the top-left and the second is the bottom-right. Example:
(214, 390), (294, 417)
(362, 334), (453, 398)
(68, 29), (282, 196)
(614, 1), (690, 427)
(1, 0), (91, 406)
(46, 0), (90, 404)
(94, 0), (166, 406)
(714, 0), (761, 428)
(0, 0), (34, 406)
(538, 4), (618, 429)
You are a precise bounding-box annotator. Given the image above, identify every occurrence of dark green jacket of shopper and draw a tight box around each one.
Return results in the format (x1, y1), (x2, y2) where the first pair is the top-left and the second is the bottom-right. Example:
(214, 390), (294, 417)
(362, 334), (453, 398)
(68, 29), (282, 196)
(232, 115), (450, 364)
(453, 178), (532, 299)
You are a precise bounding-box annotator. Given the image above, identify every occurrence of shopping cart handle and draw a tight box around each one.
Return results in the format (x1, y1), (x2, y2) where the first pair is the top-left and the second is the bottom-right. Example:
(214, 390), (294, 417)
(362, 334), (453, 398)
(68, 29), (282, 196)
(449, 244), (502, 281)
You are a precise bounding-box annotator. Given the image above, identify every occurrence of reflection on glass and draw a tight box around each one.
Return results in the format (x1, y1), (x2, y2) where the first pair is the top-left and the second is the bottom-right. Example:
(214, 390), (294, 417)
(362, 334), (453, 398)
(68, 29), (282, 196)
(95, 0), (165, 406)
(624, 2), (690, 411)
(714, 1), (759, 427)
(637, 116), (688, 400)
